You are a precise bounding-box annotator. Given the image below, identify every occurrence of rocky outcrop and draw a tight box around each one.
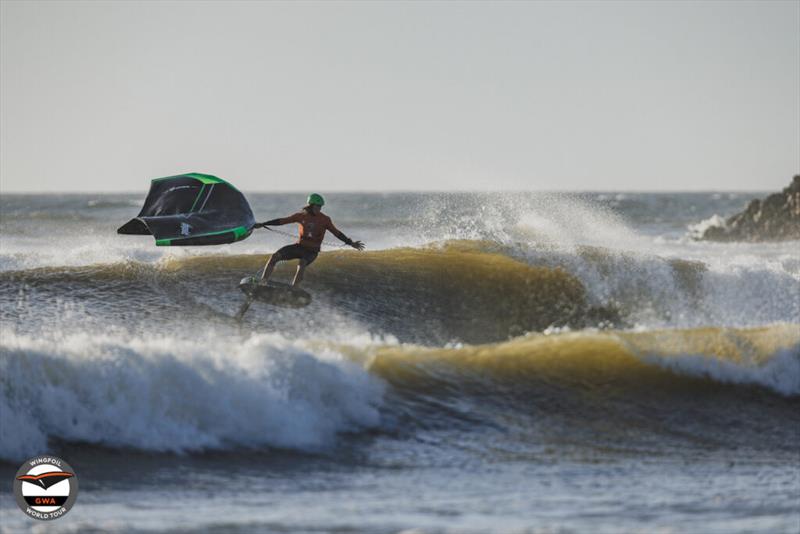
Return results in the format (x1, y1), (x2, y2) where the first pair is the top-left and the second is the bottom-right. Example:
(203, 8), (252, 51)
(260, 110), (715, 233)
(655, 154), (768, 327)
(700, 175), (800, 242)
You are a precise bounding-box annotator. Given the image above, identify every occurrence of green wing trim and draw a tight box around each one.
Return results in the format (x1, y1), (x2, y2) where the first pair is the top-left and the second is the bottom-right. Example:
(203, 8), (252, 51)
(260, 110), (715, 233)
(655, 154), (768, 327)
(155, 225), (251, 246)
(151, 172), (240, 191)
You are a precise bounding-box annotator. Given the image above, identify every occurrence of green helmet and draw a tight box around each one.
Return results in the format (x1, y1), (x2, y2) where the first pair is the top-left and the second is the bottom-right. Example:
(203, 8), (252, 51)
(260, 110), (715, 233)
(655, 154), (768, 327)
(307, 193), (325, 206)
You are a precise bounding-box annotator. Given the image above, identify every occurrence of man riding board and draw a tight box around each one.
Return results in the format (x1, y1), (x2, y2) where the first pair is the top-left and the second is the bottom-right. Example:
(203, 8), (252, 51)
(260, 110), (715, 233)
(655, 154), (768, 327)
(254, 193), (364, 287)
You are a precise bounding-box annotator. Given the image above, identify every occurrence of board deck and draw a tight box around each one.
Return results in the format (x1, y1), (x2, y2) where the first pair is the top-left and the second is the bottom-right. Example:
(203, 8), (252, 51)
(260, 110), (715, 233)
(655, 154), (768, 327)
(238, 276), (312, 308)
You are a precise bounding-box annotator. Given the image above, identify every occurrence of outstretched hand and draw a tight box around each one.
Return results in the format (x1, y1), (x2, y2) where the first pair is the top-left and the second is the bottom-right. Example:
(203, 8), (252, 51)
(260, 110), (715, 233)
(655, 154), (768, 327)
(351, 240), (365, 251)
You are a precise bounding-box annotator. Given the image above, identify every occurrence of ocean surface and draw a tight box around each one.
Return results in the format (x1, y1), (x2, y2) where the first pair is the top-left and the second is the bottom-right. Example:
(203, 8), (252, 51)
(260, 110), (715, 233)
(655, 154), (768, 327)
(1, 191), (798, 533)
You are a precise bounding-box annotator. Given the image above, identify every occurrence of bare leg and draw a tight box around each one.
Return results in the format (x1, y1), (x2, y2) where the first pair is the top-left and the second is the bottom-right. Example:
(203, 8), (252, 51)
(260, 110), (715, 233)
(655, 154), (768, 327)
(291, 260), (308, 287)
(260, 254), (279, 284)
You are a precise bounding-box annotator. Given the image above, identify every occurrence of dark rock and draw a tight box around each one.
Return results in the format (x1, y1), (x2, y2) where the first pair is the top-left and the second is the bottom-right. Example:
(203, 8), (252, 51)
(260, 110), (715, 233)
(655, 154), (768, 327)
(700, 175), (800, 242)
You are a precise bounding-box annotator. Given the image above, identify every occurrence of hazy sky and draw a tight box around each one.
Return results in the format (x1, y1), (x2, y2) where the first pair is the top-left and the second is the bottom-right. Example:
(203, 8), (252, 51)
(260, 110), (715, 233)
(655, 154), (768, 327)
(1, 0), (798, 192)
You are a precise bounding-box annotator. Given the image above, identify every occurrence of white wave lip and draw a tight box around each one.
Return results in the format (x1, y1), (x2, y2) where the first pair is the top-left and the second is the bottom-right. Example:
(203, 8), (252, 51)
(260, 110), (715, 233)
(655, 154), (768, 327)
(643, 343), (800, 397)
(0, 331), (384, 462)
(687, 214), (727, 240)
(496, 193), (800, 328)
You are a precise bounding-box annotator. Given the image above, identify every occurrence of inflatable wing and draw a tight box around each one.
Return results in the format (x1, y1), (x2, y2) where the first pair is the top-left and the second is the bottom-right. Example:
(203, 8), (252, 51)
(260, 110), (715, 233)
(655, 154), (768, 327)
(118, 173), (255, 246)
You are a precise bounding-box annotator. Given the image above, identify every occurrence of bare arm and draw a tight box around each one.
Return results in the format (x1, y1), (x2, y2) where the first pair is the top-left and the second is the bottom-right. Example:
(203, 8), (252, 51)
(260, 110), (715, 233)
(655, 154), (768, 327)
(328, 220), (365, 250)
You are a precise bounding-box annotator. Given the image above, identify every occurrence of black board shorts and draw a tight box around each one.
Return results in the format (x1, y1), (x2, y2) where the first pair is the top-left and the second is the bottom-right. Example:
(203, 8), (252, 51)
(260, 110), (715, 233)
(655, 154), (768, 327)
(273, 243), (319, 265)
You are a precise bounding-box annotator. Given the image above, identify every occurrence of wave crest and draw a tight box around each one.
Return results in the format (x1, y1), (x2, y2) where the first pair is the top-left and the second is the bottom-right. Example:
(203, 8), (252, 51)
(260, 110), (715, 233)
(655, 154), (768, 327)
(364, 324), (800, 397)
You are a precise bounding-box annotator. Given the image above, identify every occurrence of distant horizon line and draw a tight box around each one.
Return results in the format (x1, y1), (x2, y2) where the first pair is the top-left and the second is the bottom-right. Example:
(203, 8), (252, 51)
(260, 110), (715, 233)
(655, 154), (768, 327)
(0, 188), (777, 195)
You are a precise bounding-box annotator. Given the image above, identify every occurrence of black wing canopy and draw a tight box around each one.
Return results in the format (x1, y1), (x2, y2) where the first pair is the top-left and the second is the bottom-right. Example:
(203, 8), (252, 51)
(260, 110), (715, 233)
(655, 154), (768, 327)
(118, 173), (255, 246)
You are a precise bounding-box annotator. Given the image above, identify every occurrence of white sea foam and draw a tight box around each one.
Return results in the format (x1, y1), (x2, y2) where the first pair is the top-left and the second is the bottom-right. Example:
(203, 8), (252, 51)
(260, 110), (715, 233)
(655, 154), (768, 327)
(515, 194), (649, 252)
(0, 330), (384, 462)
(0, 232), (169, 272)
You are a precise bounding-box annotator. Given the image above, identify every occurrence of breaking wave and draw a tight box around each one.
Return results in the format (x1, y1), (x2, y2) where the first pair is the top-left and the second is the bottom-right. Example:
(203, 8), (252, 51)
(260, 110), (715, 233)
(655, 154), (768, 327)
(3, 239), (798, 337)
(1, 323), (797, 463)
(0, 330), (384, 462)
